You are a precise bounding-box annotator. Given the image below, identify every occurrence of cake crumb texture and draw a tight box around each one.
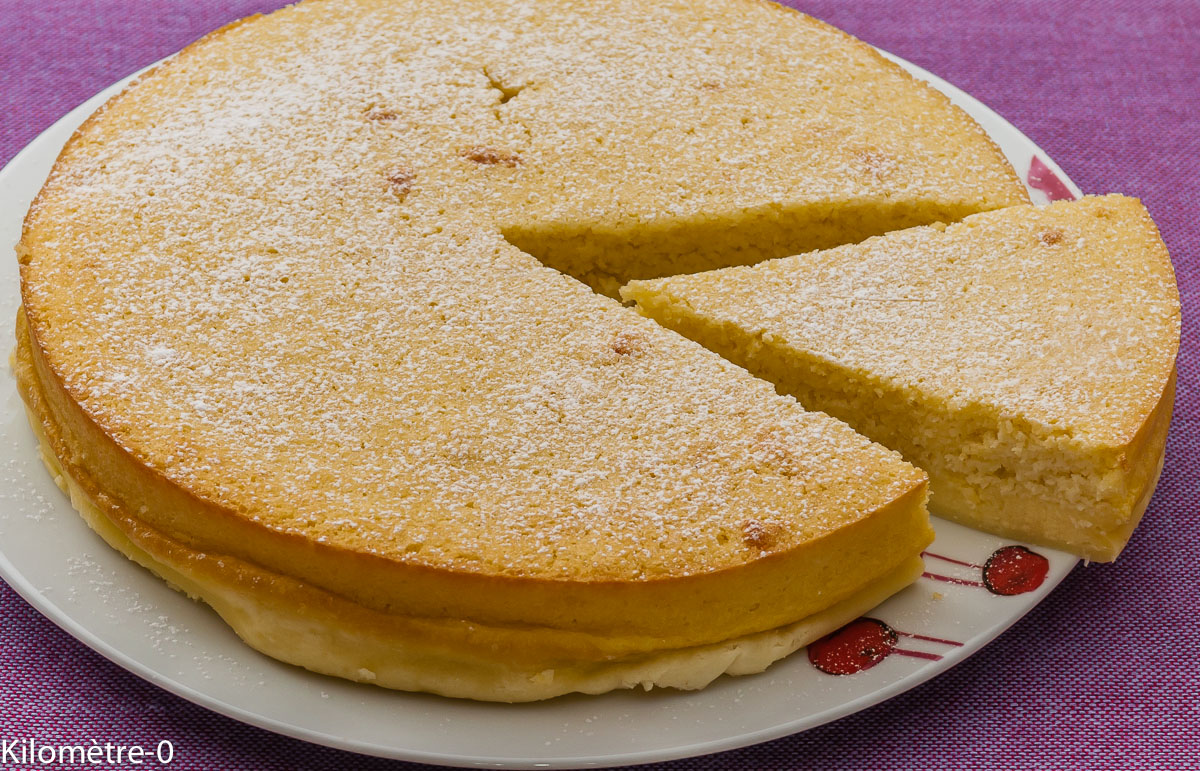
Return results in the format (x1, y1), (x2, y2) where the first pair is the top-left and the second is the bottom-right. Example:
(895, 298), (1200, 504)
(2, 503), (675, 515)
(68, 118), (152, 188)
(624, 196), (1180, 561)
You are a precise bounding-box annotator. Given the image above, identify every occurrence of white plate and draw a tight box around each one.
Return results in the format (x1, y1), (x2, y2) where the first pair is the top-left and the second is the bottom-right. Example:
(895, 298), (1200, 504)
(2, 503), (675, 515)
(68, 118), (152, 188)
(0, 47), (1082, 769)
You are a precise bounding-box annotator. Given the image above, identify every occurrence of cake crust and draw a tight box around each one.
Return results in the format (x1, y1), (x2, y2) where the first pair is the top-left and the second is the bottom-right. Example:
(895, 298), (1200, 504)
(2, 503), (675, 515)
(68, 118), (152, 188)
(15, 312), (927, 700)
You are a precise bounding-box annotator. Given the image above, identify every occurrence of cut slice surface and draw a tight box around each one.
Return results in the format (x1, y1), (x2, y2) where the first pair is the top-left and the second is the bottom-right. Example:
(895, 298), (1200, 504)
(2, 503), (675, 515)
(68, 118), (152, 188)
(624, 195), (1181, 561)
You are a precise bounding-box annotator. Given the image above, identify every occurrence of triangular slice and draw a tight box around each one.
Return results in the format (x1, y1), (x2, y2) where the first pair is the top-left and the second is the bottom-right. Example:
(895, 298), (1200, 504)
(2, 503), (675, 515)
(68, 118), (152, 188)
(623, 195), (1180, 561)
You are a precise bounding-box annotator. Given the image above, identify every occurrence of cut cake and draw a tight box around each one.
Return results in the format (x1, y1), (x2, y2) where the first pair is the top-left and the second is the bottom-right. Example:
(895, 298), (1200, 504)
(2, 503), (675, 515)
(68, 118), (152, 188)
(13, 0), (1035, 700)
(623, 196), (1181, 562)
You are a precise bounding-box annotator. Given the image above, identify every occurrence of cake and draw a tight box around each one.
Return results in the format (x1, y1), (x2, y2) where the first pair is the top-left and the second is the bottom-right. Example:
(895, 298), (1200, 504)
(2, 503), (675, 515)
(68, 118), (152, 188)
(623, 196), (1181, 562)
(12, 0), (1032, 701)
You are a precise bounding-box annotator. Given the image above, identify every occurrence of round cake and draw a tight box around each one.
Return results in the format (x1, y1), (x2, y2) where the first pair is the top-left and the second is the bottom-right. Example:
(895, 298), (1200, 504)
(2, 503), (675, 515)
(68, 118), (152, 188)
(14, 0), (1032, 700)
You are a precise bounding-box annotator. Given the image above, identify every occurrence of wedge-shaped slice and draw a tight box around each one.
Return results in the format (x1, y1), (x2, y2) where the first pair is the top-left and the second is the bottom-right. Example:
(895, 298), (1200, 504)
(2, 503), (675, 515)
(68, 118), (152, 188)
(624, 196), (1180, 561)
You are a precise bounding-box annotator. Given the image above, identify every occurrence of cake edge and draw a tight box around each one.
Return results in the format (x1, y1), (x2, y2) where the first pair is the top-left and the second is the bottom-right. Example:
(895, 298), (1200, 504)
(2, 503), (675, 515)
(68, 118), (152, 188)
(15, 366), (924, 701)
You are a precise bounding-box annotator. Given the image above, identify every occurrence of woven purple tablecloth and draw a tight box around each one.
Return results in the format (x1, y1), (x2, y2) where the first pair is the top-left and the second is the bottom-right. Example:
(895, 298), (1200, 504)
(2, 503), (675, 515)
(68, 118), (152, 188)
(1, 1), (1196, 768)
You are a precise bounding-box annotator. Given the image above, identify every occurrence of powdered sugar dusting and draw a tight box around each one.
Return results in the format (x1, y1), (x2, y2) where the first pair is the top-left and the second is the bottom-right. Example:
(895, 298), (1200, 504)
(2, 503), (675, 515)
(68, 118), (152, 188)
(632, 196), (1180, 446)
(18, 0), (945, 581)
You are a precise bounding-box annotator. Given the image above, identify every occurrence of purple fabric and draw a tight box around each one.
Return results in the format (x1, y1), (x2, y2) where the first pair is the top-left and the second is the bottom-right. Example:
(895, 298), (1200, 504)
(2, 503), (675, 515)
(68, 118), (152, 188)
(1, 1), (1196, 768)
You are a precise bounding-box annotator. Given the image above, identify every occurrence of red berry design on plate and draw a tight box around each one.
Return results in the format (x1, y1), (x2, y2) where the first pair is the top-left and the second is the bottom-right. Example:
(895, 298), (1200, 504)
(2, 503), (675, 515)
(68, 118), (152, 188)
(809, 545), (1051, 676)
(809, 618), (964, 674)
(808, 618), (898, 675)
(982, 545), (1050, 596)
(1027, 156), (1076, 201)
(923, 545), (1050, 596)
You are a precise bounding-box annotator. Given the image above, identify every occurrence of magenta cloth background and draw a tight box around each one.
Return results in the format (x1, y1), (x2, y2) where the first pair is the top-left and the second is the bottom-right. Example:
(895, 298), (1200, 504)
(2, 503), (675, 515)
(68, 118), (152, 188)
(1, 1), (1196, 768)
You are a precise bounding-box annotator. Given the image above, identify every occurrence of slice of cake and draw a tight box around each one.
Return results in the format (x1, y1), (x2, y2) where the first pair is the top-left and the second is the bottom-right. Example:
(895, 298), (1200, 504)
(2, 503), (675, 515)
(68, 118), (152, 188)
(623, 196), (1180, 561)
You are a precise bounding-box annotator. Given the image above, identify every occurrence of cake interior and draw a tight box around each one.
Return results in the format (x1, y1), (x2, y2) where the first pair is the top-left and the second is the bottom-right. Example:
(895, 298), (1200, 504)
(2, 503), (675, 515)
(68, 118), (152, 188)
(618, 288), (1174, 560)
(505, 198), (1001, 298)
(621, 197), (1180, 562)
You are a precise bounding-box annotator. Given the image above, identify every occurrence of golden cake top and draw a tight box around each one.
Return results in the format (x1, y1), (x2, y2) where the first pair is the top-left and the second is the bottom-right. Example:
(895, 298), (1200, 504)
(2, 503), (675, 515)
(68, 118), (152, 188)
(624, 195), (1181, 448)
(14, 0), (1026, 584)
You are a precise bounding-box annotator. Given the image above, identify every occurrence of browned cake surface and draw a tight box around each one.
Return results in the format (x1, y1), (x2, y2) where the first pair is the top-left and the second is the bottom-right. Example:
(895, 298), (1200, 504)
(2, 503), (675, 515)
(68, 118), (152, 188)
(10, 0), (1042, 698)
